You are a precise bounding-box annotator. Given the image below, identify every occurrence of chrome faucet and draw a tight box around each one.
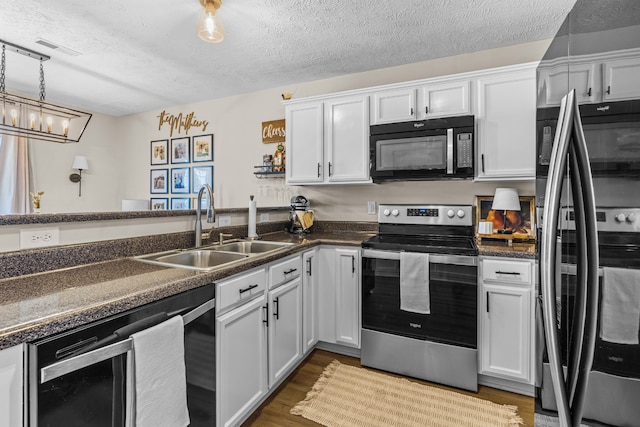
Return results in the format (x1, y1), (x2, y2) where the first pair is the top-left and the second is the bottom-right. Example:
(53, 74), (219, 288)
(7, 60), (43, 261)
(195, 184), (215, 248)
(219, 232), (233, 245)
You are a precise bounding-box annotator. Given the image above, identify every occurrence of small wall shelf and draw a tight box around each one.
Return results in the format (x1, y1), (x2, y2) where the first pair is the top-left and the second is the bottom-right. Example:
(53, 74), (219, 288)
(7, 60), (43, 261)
(254, 166), (285, 179)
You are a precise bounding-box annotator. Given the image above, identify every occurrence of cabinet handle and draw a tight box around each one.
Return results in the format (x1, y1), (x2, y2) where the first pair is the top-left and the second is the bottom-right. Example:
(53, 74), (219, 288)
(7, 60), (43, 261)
(262, 304), (269, 326)
(486, 292), (490, 313)
(306, 258), (312, 276)
(352, 255), (355, 274)
(239, 284), (258, 295)
(410, 107), (414, 116)
(273, 297), (279, 320)
(328, 162), (333, 177)
(481, 154), (485, 173)
(317, 162), (321, 178)
(496, 271), (520, 276)
(425, 106), (429, 114)
(587, 87), (592, 97)
(606, 85), (611, 95)
(284, 268), (297, 275)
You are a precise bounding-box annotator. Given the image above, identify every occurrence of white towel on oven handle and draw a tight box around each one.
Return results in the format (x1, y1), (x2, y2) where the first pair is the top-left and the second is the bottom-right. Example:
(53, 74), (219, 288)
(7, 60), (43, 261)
(600, 267), (640, 345)
(400, 252), (431, 314)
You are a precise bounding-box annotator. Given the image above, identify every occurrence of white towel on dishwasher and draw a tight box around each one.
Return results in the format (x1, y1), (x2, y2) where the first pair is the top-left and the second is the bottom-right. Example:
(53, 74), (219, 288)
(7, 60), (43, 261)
(600, 267), (640, 345)
(128, 315), (190, 427)
(400, 252), (431, 314)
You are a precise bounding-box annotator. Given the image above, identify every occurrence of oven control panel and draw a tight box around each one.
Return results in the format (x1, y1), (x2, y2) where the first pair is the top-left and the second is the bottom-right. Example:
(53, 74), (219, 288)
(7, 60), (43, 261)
(379, 204), (473, 226)
(560, 207), (640, 232)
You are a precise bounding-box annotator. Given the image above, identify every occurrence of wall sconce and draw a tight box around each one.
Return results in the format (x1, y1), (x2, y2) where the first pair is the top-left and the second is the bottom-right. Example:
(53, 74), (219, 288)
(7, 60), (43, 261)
(491, 188), (521, 234)
(69, 155), (89, 197)
(197, 0), (225, 43)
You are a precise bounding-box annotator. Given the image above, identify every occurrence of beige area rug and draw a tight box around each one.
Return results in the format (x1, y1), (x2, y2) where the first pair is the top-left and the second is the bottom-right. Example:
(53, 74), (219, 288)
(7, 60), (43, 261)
(291, 360), (523, 427)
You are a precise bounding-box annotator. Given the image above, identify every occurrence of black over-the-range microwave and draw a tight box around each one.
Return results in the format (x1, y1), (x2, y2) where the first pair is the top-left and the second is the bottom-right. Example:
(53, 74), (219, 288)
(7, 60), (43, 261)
(369, 115), (475, 182)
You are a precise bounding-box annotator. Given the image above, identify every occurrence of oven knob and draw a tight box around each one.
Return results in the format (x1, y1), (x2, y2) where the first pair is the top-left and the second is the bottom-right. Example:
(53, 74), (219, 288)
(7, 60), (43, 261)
(391, 209), (400, 217)
(457, 209), (466, 218)
(615, 213), (626, 223)
(627, 213), (636, 223)
(447, 209), (455, 218)
(383, 209), (391, 216)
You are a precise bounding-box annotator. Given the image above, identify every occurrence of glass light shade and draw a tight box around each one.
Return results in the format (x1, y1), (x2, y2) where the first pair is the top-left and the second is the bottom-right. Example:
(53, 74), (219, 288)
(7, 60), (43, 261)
(491, 188), (521, 211)
(197, 5), (224, 43)
(71, 155), (89, 171)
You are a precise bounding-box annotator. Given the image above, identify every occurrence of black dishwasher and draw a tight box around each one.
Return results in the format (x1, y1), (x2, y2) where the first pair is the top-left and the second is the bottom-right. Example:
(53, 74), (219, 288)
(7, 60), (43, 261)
(28, 284), (216, 427)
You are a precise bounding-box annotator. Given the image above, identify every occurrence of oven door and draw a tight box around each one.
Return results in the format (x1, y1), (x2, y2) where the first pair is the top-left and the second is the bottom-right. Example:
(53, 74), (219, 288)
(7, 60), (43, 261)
(361, 249), (477, 348)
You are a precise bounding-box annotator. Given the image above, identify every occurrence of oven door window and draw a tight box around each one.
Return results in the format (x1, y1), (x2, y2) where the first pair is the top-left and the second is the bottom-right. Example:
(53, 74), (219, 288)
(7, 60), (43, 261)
(362, 256), (477, 348)
(375, 135), (446, 171)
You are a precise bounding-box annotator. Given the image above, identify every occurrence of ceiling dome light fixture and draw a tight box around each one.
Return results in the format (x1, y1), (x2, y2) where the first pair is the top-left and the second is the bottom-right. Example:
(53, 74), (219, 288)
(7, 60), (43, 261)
(197, 0), (225, 43)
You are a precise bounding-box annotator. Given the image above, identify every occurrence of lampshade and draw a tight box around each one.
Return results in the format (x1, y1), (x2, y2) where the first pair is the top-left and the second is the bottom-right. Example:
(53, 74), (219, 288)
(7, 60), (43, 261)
(71, 155), (89, 171)
(491, 188), (520, 211)
(197, 0), (225, 43)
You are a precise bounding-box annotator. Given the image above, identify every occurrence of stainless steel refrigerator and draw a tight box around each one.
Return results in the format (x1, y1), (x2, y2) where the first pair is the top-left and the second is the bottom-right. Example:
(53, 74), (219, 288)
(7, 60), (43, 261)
(535, 1), (640, 426)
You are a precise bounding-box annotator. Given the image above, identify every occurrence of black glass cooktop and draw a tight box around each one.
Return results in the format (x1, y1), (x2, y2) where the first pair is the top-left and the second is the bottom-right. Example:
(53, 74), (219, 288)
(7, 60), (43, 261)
(362, 234), (478, 256)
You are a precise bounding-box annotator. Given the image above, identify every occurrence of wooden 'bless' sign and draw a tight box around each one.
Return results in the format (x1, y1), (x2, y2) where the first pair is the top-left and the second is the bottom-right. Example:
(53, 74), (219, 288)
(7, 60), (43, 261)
(262, 119), (286, 143)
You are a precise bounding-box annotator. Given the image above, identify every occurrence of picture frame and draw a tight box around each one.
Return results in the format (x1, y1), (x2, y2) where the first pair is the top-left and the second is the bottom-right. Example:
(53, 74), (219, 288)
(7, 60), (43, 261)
(192, 165), (213, 194)
(192, 196), (210, 210)
(171, 137), (190, 164)
(150, 169), (168, 194)
(475, 195), (536, 240)
(171, 198), (191, 210)
(192, 134), (213, 162)
(150, 139), (168, 165)
(170, 167), (190, 194)
(150, 198), (168, 210)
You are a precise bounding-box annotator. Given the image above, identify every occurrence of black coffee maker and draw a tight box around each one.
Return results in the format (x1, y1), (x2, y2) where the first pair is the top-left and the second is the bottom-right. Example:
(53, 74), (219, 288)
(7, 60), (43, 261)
(287, 195), (313, 234)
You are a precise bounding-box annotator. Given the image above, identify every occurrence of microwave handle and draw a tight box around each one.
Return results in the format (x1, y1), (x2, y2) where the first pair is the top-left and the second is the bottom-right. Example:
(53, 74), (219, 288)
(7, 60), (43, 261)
(446, 128), (454, 174)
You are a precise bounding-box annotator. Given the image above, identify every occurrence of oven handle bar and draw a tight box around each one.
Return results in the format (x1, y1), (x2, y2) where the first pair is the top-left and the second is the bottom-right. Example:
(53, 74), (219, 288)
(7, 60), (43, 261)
(39, 298), (215, 384)
(362, 249), (477, 266)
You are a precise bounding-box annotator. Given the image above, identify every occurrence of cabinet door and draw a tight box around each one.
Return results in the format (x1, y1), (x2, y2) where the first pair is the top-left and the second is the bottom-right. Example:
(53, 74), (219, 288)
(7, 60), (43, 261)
(217, 295), (268, 427)
(569, 63), (597, 104)
(285, 102), (324, 184)
(268, 277), (303, 387)
(418, 80), (471, 119)
(325, 96), (370, 183)
(335, 248), (360, 348)
(537, 62), (570, 107)
(302, 249), (318, 353)
(371, 88), (417, 124)
(480, 283), (532, 383)
(0, 344), (23, 427)
(603, 57), (640, 102)
(476, 67), (536, 180)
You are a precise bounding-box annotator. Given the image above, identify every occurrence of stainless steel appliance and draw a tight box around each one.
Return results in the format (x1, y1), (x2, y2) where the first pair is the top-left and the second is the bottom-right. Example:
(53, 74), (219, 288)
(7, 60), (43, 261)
(361, 204), (478, 391)
(29, 285), (216, 427)
(369, 116), (474, 182)
(287, 195), (312, 234)
(536, 2), (640, 425)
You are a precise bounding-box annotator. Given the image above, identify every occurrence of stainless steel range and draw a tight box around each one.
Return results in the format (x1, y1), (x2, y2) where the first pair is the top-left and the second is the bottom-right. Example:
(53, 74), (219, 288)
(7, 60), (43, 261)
(361, 204), (479, 391)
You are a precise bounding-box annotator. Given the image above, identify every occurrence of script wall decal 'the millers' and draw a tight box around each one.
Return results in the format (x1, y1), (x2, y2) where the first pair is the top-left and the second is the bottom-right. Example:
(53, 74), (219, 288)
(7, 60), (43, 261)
(157, 110), (209, 137)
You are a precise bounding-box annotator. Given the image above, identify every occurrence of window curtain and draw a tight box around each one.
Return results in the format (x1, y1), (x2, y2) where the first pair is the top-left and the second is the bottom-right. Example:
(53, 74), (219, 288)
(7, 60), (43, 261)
(0, 115), (33, 214)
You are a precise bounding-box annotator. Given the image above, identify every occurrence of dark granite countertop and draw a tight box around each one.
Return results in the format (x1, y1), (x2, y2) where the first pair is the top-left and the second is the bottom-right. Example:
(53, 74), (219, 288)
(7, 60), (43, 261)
(477, 240), (537, 260)
(0, 230), (373, 350)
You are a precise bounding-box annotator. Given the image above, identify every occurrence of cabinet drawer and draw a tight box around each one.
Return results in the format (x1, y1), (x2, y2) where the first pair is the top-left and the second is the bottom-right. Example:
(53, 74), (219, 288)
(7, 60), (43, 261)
(217, 268), (266, 313)
(482, 259), (533, 285)
(269, 255), (302, 289)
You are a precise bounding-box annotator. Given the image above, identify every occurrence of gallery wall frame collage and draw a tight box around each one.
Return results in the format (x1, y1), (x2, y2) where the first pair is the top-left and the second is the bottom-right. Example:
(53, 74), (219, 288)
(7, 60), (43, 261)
(149, 134), (214, 211)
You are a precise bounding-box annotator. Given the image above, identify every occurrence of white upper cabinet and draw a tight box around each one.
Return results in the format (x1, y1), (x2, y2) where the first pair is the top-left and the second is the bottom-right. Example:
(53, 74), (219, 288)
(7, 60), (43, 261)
(603, 56), (640, 101)
(285, 95), (370, 185)
(372, 88), (417, 123)
(417, 80), (471, 119)
(475, 65), (537, 181)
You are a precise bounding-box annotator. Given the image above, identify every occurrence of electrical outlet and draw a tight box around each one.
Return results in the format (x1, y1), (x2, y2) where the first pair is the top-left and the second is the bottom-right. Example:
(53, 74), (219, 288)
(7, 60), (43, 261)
(218, 215), (232, 227)
(367, 201), (377, 215)
(259, 213), (269, 223)
(20, 227), (60, 249)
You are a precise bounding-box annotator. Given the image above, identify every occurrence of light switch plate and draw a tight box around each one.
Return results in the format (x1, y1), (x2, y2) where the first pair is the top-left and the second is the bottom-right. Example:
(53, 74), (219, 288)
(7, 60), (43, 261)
(367, 201), (377, 215)
(260, 213), (269, 223)
(20, 227), (60, 249)
(218, 215), (232, 227)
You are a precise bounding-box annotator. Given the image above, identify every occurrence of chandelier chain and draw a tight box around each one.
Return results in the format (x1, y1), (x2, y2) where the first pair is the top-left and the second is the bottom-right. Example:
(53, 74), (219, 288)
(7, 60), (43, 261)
(39, 59), (46, 101)
(1, 45), (6, 93)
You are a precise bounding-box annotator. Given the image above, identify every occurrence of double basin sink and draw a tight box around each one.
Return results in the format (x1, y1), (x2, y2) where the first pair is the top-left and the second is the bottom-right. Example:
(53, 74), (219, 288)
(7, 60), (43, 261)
(134, 240), (294, 271)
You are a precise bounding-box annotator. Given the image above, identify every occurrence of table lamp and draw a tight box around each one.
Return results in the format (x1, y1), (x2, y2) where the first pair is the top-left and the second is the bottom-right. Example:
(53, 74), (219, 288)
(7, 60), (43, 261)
(491, 188), (520, 234)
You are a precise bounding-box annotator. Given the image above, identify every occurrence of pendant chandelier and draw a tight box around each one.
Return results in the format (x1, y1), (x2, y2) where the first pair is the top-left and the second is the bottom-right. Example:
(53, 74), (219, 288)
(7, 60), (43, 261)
(0, 40), (92, 144)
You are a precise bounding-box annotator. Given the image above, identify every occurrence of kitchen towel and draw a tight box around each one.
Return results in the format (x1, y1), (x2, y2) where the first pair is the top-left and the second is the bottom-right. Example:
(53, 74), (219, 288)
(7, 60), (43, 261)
(600, 267), (640, 345)
(400, 251), (430, 314)
(248, 195), (258, 239)
(128, 315), (190, 427)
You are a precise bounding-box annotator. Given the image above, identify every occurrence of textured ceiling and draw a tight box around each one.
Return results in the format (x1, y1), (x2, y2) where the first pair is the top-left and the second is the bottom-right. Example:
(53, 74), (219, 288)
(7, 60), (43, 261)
(1, 0), (575, 117)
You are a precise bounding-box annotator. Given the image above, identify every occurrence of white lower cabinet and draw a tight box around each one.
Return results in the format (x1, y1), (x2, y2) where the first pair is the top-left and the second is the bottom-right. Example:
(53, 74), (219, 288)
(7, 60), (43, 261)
(479, 257), (534, 386)
(0, 344), (24, 427)
(302, 249), (319, 353)
(318, 246), (361, 348)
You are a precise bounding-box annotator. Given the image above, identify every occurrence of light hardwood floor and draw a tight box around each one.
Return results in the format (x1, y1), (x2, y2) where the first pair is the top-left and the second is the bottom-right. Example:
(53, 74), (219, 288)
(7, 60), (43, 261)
(243, 349), (534, 426)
